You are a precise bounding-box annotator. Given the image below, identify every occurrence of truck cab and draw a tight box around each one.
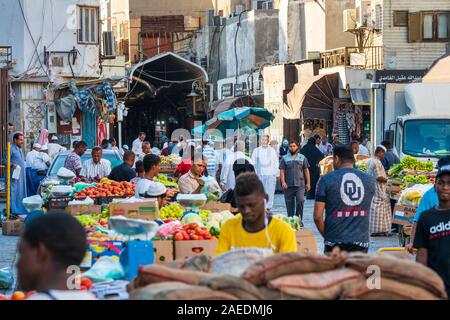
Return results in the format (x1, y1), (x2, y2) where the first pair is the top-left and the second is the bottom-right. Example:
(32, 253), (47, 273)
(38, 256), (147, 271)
(392, 83), (450, 163)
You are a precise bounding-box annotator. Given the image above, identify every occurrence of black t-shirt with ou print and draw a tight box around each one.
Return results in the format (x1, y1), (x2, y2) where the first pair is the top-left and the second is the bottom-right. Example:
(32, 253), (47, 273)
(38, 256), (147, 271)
(413, 207), (450, 297)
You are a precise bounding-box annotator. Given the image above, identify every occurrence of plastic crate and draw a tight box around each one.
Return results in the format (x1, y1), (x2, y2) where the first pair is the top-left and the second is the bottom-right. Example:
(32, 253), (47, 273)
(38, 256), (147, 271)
(47, 196), (73, 210)
(95, 196), (126, 205)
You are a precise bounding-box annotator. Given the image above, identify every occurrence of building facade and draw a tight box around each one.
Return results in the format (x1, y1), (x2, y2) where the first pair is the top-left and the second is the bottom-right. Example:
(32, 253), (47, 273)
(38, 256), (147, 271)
(0, 0), (102, 150)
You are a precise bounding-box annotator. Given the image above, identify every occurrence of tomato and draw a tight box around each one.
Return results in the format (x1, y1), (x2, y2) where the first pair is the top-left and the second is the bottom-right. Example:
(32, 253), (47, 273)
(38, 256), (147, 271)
(189, 223), (199, 229)
(204, 233), (212, 240)
(11, 291), (26, 300)
(174, 233), (184, 241)
(80, 285), (88, 291)
(191, 235), (199, 240)
(198, 230), (206, 236)
(197, 235), (204, 240)
(184, 234), (191, 240)
(81, 277), (93, 289)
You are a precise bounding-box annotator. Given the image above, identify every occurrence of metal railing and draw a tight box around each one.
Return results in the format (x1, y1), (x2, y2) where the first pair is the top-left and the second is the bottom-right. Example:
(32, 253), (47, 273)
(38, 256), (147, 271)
(320, 46), (383, 70)
(0, 46), (12, 68)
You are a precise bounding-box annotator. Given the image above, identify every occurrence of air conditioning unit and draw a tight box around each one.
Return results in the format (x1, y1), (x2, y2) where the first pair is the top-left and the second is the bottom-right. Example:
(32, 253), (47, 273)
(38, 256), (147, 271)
(343, 9), (357, 32)
(102, 31), (116, 59)
(355, 0), (372, 28)
(236, 4), (246, 15)
(371, 4), (382, 31)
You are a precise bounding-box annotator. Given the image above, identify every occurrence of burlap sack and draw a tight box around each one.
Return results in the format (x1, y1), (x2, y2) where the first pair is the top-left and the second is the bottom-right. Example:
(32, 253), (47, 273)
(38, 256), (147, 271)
(258, 286), (301, 300)
(128, 264), (209, 291)
(267, 268), (365, 300)
(129, 282), (190, 300)
(166, 254), (211, 272)
(242, 252), (347, 285)
(129, 281), (238, 300)
(341, 277), (440, 300)
(198, 274), (263, 300)
(344, 253), (447, 299)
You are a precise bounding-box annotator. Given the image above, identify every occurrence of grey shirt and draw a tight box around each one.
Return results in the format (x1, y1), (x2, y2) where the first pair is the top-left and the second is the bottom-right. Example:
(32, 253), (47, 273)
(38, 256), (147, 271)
(279, 153), (310, 188)
(315, 168), (376, 247)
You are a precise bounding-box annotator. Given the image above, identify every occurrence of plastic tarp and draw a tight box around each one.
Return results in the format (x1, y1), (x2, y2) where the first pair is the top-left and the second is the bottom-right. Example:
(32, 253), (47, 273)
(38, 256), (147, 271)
(404, 83), (450, 116)
(285, 73), (339, 120)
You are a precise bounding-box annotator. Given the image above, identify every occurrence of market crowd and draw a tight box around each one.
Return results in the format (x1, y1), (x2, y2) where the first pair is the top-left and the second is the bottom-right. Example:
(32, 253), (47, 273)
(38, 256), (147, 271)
(5, 129), (449, 299)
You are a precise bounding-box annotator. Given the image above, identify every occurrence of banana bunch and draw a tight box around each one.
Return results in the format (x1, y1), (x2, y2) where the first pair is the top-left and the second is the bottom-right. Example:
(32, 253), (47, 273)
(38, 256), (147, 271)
(400, 190), (423, 207)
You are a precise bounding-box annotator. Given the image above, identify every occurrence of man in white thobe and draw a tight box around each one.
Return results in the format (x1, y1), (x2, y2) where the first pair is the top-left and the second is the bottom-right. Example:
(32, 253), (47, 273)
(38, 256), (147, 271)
(132, 132), (146, 156)
(251, 135), (279, 211)
(26, 143), (41, 168)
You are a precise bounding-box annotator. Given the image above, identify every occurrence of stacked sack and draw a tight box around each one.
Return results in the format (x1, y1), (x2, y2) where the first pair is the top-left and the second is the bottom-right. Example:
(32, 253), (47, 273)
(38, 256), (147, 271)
(127, 251), (448, 300)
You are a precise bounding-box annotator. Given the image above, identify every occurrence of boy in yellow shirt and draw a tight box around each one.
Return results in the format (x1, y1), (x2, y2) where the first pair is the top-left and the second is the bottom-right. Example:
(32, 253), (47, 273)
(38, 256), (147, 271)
(215, 172), (297, 255)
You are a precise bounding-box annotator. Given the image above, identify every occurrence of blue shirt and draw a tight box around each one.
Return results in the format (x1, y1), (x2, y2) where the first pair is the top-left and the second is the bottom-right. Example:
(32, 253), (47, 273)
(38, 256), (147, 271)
(413, 186), (439, 222)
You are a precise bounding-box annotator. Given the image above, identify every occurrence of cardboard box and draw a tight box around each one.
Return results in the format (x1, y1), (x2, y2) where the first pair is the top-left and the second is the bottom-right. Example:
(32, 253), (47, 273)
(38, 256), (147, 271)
(66, 204), (102, 216)
(174, 239), (218, 260)
(80, 240), (125, 270)
(109, 199), (159, 221)
(2, 220), (25, 236)
(393, 204), (417, 226)
(296, 229), (318, 254)
(153, 240), (174, 264)
(202, 201), (231, 212)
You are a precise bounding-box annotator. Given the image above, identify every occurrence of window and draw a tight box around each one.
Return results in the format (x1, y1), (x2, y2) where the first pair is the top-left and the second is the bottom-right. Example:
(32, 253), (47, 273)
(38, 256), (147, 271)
(78, 6), (99, 44)
(393, 11), (408, 27)
(409, 11), (450, 42)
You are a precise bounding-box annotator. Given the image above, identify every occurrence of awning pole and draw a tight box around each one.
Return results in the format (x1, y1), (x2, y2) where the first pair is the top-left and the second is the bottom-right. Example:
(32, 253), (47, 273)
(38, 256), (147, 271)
(6, 141), (10, 220)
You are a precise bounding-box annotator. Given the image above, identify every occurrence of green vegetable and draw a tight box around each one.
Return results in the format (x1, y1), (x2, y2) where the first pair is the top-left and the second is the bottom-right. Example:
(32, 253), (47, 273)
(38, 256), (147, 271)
(181, 213), (204, 226)
(209, 226), (220, 236)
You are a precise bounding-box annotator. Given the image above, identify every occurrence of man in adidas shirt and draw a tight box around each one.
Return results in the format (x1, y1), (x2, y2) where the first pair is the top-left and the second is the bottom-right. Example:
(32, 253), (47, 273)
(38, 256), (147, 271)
(414, 165), (450, 297)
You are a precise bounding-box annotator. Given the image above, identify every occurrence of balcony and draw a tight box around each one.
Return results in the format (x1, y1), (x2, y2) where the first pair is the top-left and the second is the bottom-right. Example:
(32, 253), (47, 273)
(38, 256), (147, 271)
(320, 46), (383, 70)
(0, 46), (12, 68)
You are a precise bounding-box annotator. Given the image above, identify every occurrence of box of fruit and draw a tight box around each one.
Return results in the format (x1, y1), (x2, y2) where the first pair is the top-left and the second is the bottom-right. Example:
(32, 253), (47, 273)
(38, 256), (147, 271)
(152, 240), (174, 264)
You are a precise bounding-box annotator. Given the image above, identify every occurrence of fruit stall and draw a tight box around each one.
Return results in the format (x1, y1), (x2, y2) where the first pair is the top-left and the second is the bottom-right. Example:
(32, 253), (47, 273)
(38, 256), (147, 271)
(387, 156), (436, 246)
(159, 154), (181, 174)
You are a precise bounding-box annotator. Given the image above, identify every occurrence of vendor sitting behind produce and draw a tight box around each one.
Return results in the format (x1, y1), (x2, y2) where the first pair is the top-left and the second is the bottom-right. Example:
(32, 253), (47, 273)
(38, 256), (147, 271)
(178, 152), (207, 194)
(18, 212), (96, 300)
(135, 154), (161, 198)
(215, 172), (297, 255)
(108, 150), (136, 182)
(146, 182), (168, 209)
(80, 146), (112, 180)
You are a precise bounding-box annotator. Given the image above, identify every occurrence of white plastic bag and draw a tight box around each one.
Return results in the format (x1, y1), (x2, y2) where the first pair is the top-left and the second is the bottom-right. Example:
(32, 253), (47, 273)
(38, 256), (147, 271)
(83, 257), (125, 283)
(68, 196), (95, 206)
(12, 165), (21, 180)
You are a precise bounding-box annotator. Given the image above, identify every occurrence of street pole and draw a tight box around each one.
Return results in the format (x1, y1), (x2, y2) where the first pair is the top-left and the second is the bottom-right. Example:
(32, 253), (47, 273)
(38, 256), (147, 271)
(6, 141), (10, 220)
(118, 121), (122, 149)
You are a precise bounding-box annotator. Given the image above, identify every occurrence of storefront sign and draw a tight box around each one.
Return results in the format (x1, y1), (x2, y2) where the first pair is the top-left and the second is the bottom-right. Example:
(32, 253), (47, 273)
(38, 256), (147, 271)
(221, 83), (233, 98)
(375, 70), (425, 83)
(234, 83), (247, 97)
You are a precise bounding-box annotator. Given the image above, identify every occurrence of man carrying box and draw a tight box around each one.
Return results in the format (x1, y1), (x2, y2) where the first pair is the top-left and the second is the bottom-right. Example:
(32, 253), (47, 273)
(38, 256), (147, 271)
(215, 172), (297, 255)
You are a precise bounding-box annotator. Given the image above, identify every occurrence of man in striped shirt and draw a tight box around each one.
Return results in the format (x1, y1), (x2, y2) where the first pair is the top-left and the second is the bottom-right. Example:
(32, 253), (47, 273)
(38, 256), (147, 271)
(80, 147), (112, 180)
(202, 140), (217, 179)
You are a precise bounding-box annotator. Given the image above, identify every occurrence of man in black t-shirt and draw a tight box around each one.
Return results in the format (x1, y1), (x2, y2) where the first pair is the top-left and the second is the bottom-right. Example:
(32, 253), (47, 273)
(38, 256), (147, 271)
(414, 165), (450, 298)
(108, 150), (137, 182)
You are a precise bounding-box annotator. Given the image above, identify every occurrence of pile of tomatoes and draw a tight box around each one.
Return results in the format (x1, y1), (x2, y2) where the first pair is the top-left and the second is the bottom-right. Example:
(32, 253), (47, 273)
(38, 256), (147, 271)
(74, 181), (136, 199)
(174, 223), (215, 241)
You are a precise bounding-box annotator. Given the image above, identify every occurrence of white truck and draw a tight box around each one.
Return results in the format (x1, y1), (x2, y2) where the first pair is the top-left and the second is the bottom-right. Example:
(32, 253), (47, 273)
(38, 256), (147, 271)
(390, 83), (450, 163)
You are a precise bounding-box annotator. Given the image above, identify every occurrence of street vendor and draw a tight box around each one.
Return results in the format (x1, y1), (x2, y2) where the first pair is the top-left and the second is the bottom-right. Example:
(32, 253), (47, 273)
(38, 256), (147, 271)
(80, 146), (112, 180)
(178, 152), (206, 194)
(146, 182), (168, 209)
(215, 172), (297, 255)
(64, 141), (87, 177)
(135, 154), (161, 198)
